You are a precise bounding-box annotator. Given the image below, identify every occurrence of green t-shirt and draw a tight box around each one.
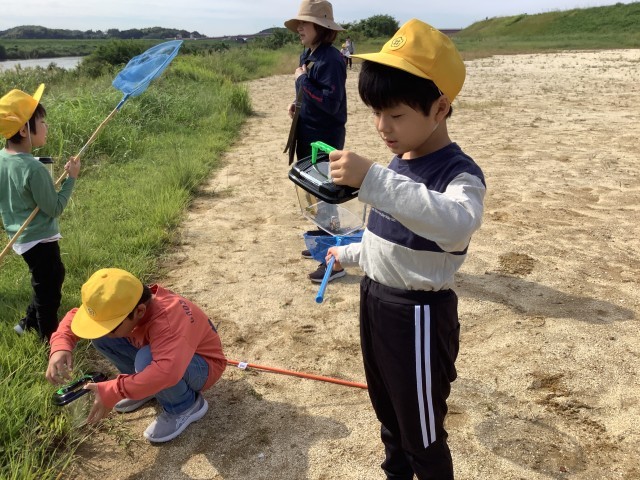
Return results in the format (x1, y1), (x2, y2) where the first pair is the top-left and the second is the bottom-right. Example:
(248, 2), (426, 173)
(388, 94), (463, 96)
(0, 149), (75, 244)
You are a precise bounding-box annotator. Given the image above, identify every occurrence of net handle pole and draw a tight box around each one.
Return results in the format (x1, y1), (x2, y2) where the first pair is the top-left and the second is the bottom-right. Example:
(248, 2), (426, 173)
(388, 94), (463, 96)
(227, 359), (367, 389)
(1, 105), (121, 265)
(71, 104), (121, 171)
(0, 207), (40, 262)
(315, 236), (343, 303)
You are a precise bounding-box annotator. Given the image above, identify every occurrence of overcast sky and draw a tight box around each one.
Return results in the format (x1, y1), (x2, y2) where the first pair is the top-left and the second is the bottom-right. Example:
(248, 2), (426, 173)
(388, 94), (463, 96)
(0, 1), (635, 36)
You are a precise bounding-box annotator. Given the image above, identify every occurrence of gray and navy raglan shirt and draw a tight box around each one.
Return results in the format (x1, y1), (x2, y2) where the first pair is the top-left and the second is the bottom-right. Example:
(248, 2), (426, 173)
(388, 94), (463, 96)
(338, 143), (486, 291)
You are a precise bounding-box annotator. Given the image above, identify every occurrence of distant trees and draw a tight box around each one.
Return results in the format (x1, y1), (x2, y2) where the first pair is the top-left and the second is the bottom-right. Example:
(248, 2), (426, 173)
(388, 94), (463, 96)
(0, 26), (205, 40)
(0, 15), (400, 42)
(348, 15), (399, 38)
(253, 28), (298, 50)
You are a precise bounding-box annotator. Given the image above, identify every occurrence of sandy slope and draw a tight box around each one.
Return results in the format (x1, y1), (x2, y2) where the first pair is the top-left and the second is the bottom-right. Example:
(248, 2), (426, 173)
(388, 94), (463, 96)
(71, 50), (640, 480)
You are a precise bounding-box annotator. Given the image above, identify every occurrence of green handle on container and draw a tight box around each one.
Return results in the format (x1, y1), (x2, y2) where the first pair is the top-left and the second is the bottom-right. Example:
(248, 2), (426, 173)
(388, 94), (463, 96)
(310, 141), (336, 165)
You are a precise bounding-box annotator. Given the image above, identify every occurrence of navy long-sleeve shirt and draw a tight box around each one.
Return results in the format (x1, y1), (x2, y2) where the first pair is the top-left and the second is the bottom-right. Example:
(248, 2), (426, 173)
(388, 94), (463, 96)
(295, 43), (347, 150)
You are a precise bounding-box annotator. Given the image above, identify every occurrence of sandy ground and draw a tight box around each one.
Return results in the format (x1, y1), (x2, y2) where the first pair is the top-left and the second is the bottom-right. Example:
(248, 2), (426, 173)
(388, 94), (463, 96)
(70, 49), (640, 479)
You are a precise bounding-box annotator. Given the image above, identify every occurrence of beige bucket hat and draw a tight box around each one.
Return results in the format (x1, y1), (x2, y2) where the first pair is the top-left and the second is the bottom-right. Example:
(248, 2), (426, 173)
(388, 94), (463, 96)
(285, 0), (344, 32)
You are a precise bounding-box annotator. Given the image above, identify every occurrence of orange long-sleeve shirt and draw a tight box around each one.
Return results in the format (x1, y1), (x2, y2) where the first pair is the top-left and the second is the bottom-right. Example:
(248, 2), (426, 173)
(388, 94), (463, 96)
(50, 285), (226, 410)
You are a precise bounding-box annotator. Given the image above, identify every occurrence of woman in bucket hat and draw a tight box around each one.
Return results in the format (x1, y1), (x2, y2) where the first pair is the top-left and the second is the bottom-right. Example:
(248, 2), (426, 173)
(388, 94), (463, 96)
(285, 0), (349, 283)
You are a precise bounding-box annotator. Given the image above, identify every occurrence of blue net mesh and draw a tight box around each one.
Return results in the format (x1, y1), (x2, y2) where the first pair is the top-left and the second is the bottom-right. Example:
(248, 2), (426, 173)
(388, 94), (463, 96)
(303, 231), (363, 262)
(112, 40), (183, 100)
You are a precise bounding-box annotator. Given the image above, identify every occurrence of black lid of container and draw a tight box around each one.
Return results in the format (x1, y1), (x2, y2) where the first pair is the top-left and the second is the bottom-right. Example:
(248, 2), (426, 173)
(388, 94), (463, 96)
(288, 153), (359, 204)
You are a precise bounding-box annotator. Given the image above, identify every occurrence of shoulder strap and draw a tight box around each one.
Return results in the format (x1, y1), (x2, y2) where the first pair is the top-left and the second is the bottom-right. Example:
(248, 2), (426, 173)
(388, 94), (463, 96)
(283, 61), (315, 164)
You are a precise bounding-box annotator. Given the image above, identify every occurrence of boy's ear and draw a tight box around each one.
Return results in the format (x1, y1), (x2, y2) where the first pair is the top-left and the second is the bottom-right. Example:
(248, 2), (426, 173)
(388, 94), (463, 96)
(434, 95), (451, 121)
(132, 303), (146, 321)
(17, 124), (29, 138)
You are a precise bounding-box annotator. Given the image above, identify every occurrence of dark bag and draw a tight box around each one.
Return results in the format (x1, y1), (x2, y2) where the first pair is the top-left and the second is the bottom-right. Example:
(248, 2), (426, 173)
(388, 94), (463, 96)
(284, 61), (314, 165)
(284, 87), (303, 165)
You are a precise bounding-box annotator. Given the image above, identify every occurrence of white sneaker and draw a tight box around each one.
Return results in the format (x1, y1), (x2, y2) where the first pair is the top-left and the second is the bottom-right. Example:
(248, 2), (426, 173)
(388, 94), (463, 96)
(114, 395), (154, 413)
(143, 394), (208, 443)
(14, 323), (25, 335)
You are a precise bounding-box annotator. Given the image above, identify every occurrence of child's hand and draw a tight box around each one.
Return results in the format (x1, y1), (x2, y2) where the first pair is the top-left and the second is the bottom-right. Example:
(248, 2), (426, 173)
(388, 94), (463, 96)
(328, 150), (373, 188)
(325, 247), (342, 270)
(45, 350), (74, 385)
(288, 102), (296, 119)
(65, 156), (80, 179)
(83, 382), (111, 424)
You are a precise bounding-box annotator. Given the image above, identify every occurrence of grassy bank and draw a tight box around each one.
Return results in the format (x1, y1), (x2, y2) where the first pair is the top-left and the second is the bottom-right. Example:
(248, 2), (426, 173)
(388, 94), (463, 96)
(454, 2), (640, 55)
(0, 46), (294, 480)
(0, 38), (291, 61)
(345, 3), (640, 60)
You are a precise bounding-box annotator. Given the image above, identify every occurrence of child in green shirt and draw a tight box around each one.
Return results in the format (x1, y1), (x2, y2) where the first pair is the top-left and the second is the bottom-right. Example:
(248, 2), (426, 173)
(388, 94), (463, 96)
(0, 84), (80, 340)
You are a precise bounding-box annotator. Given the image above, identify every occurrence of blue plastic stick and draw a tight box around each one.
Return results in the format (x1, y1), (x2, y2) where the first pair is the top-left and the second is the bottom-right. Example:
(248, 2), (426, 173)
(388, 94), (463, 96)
(315, 236), (342, 303)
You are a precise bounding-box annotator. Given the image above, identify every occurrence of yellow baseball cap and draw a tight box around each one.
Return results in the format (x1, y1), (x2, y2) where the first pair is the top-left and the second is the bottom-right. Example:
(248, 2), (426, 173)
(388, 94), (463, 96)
(352, 19), (465, 102)
(0, 84), (45, 139)
(71, 268), (143, 339)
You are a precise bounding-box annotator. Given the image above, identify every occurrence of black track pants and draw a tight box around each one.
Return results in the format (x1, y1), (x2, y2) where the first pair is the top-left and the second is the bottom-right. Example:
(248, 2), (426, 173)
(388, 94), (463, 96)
(360, 276), (460, 480)
(21, 241), (65, 341)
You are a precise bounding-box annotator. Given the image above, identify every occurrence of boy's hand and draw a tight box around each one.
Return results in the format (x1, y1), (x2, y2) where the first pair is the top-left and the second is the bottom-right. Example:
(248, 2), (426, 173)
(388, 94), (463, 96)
(288, 102), (296, 119)
(84, 383), (111, 424)
(328, 150), (373, 188)
(325, 247), (342, 270)
(45, 350), (74, 385)
(65, 156), (81, 179)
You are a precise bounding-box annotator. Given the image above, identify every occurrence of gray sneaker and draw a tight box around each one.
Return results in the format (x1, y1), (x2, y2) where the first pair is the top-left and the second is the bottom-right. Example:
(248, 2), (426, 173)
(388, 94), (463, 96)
(114, 395), (155, 413)
(143, 393), (208, 443)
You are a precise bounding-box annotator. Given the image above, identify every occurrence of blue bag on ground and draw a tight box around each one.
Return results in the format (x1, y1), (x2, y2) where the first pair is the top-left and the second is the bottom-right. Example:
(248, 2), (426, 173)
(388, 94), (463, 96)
(303, 230), (363, 263)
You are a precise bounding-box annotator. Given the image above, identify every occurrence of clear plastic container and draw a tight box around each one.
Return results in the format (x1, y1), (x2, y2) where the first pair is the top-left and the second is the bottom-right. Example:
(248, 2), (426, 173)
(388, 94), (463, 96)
(294, 185), (367, 235)
(37, 156), (54, 178)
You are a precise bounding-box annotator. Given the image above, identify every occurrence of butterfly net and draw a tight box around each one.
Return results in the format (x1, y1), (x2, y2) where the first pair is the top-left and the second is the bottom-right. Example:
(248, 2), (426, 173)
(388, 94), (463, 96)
(112, 40), (183, 99)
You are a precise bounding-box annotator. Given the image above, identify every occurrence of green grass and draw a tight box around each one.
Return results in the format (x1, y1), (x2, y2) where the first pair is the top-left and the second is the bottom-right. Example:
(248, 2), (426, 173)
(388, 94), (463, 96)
(349, 3), (640, 60)
(453, 2), (640, 54)
(0, 46), (291, 479)
(0, 38), (243, 60)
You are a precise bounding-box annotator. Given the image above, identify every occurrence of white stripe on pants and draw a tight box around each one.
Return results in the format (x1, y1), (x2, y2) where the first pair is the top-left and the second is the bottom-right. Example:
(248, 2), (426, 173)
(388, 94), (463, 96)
(415, 305), (437, 448)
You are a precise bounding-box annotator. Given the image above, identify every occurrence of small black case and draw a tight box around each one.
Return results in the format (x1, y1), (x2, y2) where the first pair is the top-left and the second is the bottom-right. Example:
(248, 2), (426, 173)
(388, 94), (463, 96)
(52, 372), (108, 406)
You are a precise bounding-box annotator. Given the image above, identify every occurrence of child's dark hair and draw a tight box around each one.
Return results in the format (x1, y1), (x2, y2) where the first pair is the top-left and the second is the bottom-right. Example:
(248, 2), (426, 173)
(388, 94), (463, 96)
(358, 61), (453, 118)
(314, 24), (338, 45)
(8, 103), (46, 144)
(126, 285), (153, 318)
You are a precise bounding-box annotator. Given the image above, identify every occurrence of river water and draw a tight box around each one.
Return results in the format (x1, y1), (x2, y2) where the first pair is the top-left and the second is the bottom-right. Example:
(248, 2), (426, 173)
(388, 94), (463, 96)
(0, 56), (83, 71)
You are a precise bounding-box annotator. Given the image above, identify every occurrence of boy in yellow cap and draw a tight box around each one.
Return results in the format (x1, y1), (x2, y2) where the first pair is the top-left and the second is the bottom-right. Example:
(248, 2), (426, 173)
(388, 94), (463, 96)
(0, 84), (80, 341)
(325, 19), (486, 479)
(46, 268), (227, 443)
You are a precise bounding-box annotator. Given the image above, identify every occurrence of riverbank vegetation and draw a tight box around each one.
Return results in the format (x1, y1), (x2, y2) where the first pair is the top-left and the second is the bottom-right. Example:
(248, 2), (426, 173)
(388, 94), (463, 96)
(0, 43), (296, 480)
(454, 1), (640, 56)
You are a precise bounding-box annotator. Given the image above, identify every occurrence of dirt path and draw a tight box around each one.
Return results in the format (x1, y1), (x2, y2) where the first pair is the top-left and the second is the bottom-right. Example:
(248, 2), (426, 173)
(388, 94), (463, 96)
(73, 50), (640, 480)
